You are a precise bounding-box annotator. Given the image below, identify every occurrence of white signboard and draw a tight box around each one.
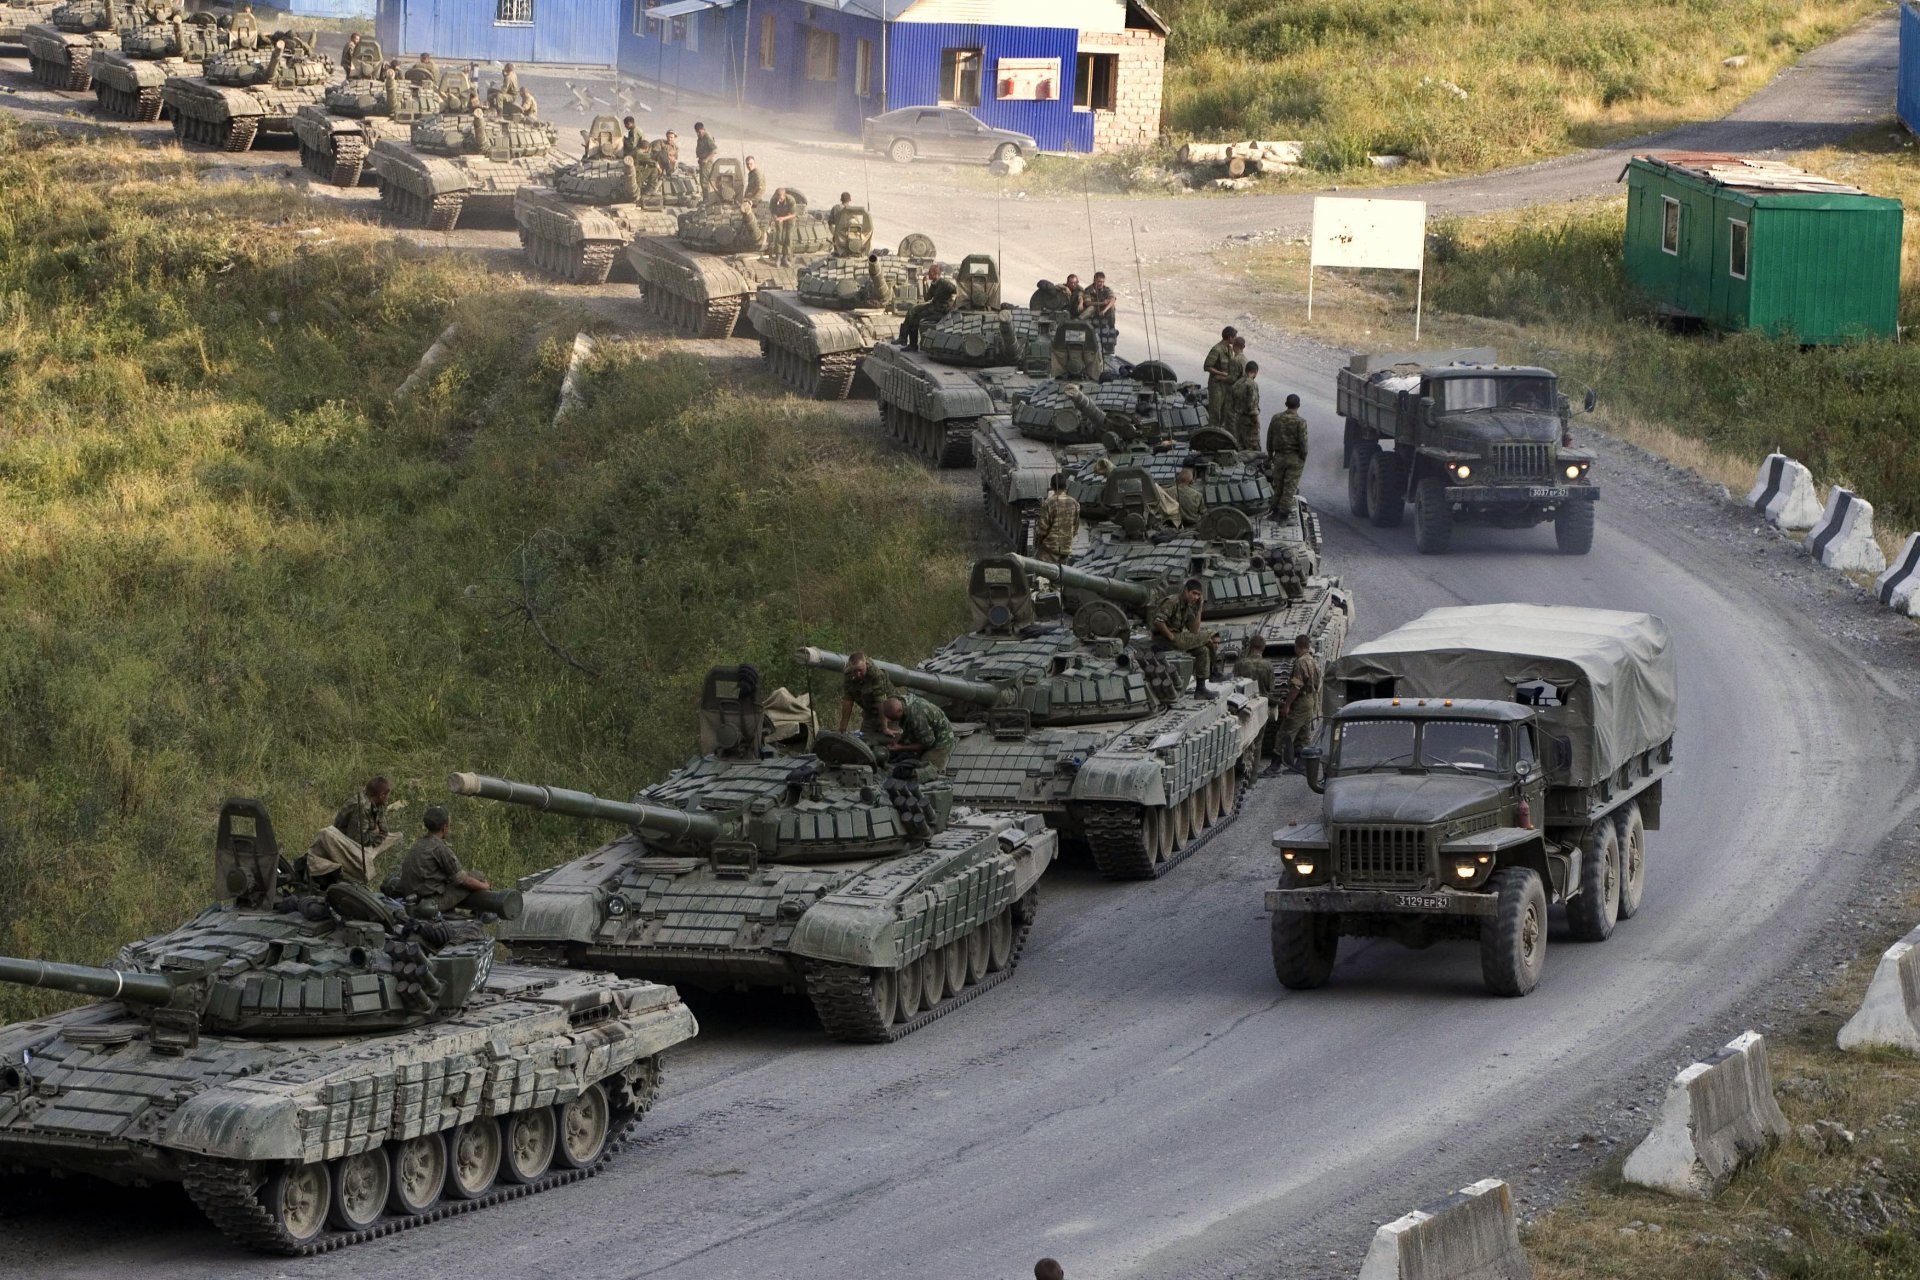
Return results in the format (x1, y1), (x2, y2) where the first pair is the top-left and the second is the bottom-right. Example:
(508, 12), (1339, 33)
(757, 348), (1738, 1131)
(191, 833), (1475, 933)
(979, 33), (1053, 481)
(1307, 197), (1429, 336)
(996, 57), (1060, 102)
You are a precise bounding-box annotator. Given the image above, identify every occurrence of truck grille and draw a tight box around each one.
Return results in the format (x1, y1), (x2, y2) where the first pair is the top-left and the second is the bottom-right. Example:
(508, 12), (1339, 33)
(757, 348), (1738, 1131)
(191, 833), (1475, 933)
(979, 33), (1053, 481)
(1489, 443), (1553, 482)
(1336, 826), (1430, 889)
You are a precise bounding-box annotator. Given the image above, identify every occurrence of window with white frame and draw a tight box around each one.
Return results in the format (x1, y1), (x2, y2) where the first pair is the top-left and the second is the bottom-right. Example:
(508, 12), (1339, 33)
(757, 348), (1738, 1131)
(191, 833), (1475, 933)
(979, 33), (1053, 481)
(634, 0), (657, 37)
(1728, 218), (1748, 279)
(497, 0), (532, 25)
(855, 36), (872, 96)
(1660, 196), (1681, 255)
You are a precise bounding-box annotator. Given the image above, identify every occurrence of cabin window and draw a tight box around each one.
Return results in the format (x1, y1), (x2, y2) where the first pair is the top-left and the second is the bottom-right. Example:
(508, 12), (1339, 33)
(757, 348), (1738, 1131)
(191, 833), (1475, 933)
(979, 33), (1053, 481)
(940, 47), (983, 106)
(1728, 218), (1749, 280)
(805, 28), (838, 81)
(759, 12), (775, 69)
(1660, 196), (1681, 255)
(1513, 680), (1567, 708)
(496, 0), (532, 26)
(1074, 52), (1117, 111)
(855, 36), (872, 96)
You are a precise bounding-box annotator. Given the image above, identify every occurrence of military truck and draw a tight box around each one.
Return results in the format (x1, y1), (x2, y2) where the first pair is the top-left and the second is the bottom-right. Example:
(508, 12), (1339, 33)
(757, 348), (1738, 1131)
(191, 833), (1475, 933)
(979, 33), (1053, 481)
(1339, 348), (1599, 555)
(90, 13), (227, 121)
(1268, 605), (1676, 996)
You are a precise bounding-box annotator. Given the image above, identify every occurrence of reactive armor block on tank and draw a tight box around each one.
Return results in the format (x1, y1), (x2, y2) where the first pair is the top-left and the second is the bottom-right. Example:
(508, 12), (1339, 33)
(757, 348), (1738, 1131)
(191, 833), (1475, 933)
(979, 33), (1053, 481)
(368, 110), (561, 231)
(626, 199), (833, 339)
(163, 35), (337, 152)
(22, 0), (135, 91)
(514, 118), (703, 285)
(89, 15), (225, 120)
(748, 234), (938, 400)
(290, 43), (440, 188)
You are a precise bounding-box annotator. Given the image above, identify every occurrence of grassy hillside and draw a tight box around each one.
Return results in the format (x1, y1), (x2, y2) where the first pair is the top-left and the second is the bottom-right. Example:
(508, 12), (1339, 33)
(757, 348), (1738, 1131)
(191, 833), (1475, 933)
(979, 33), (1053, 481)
(1155, 0), (1879, 172)
(0, 123), (968, 1018)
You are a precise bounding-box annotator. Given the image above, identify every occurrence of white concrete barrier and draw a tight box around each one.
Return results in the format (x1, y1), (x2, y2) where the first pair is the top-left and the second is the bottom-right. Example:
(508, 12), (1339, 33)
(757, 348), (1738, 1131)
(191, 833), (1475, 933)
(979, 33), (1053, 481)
(1746, 454), (1821, 530)
(1621, 1031), (1790, 1199)
(393, 323), (459, 401)
(1806, 488), (1888, 574)
(1356, 1178), (1532, 1280)
(1875, 534), (1920, 617)
(554, 331), (597, 426)
(1838, 924), (1920, 1053)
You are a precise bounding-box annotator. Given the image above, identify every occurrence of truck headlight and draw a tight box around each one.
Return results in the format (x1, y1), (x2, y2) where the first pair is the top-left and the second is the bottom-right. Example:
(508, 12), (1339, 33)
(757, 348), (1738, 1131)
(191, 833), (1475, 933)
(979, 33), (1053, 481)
(1451, 463), (1471, 481)
(1453, 862), (1477, 881)
(1294, 860), (1316, 876)
(1563, 462), (1589, 480)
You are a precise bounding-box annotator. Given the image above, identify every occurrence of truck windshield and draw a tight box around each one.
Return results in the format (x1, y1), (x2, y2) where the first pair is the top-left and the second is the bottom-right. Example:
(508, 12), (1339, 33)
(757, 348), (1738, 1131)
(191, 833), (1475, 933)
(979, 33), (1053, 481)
(1333, 720), (1417, 770)
(1420, 721), (1508, 772)
(1437, 377), (1556, 413)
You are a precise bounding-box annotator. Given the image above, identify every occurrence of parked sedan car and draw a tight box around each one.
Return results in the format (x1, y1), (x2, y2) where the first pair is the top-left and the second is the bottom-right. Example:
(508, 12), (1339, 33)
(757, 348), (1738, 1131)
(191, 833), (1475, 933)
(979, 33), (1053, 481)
(863, 107), (1037, 166)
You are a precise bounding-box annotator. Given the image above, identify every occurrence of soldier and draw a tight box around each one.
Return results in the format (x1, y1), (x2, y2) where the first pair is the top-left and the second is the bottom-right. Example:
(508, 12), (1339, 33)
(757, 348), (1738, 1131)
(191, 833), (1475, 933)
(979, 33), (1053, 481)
(342, 30), (362, 73)
(516, 85), (538, 120)
(825, 191), (858, 254)
(405, 50), (436, 84)
(1028, 278), (1072, 314)
(1227, 359), (1261, 451)
(860, 252), (894, 307)
(881, 693), (954, 780)
(1152, 578), (1218, 698)
(1036, 1263), (1066, 1280)
(899, 262), (956, 351)
(499, 60), (520, 105)
(1276, 632), (1322, 770)
(693, 121), (718, 196)
(397, 806), (492, 912)
(1265, 392), (1309, 520)
(1079, 270), (1117, 342)
(661, 128), (680, 169)
(1233, 635), (1276, 698)
(766, 186), (799, 265)
(837, 651), (895, 737)
(305, 775), (398, 886)
(1172, 467), (1206, 527)
(743, 155), (765, 203)
(1062, 272), (1083, 315)
(732, 198), (766, 251)
(621, 114), (645, 158)
(1033, 470), (1080, 560)
(1202, 326), (1238, 425)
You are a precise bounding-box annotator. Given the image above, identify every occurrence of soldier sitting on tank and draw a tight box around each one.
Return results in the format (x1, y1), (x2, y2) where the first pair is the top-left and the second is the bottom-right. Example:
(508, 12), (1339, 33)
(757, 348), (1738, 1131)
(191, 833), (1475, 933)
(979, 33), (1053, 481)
(825, 191), (859, 254)
(397, 805), (492, 912)
(838, 651), (895, 737)
(898, 262), (956, 352)
(498, 60), (520, 103)
(515, 85), (539, 120)
(1028, 278), (1073, 314)
(405, 50), (436, 83)
(1152, 578), (1220, 699)
(306, 776), (403, 889)
(741, 155), (766, 203)
(621, 114), (645, 157)
(880, 694), (954, 781)
(861, 252), (895, 308)
(1171, 467), (1206, 527)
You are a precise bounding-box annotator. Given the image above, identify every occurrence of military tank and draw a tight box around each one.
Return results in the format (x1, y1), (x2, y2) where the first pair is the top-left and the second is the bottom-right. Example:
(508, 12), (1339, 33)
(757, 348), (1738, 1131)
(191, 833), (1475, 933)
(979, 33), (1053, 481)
(290, 39), (440, 188)
(163, 33), (335, 152)
(747, 224), (941, 399)
(799, 557), (1271, 880)
(367, 98), (560, 231)
(88, 12), (226, 121)
(21, 0), (135, 92)
(627, 182), (833, 339)
(0, 799), (696, 1254)
(1, 0), (61, 52)
(514, 116), (705, 285)
(460, 666), (1055, 1043)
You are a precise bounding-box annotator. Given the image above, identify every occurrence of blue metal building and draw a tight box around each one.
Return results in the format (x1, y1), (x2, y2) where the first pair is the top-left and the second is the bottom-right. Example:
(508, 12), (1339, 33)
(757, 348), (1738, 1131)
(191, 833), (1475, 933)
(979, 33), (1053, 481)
(1902, 0), (1920, 136)
(376, 0), (621, 66)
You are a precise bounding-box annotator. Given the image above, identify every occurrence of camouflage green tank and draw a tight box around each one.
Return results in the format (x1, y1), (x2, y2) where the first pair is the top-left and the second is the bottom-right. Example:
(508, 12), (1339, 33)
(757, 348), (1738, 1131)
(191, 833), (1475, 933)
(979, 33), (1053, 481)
(163, 33), (336, 152)
(747, 226), (940, 399)
(465, 667), (1055, 1043)
(89, 12), (225, 120)
(0, 0), (61, 51)
(515, 116), (703, 286)
(799, 556), (1271, 879)
(368, 95), (560, 231)
(291, 40), (441, 188)
(626, 183), (833, 338)
(0, 800), (696, 1254)
(1059, 425), (1277, 530)
(22, 0), (136, 92)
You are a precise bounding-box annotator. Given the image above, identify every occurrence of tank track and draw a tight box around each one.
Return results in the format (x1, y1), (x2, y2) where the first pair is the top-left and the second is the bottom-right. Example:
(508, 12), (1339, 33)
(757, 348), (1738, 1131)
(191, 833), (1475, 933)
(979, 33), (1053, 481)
(314, 135), (367, 188)
(802, 890), (1037, 1043)
(1079, 766), (1249, 880)
(524, 233), (617, 285)
(760, 340), (862, 400)
(980, 485), (1038, 553)
(95, 83), (165, 122)
(30, 51), (91, 92)
(880, 402), (976, 470)
(171, 112), (259, 152)
(379, 184), (467, 232)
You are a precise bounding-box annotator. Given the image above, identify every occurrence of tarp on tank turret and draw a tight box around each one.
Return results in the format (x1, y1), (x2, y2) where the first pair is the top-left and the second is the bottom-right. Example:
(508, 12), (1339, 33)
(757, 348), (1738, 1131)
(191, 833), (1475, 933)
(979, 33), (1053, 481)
(1330, 604), (1676, 788)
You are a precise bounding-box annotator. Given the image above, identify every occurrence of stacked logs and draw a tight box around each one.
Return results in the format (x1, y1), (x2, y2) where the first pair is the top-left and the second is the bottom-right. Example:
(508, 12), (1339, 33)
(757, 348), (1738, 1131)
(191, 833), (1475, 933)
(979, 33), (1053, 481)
(1176, 139), (1304, 179)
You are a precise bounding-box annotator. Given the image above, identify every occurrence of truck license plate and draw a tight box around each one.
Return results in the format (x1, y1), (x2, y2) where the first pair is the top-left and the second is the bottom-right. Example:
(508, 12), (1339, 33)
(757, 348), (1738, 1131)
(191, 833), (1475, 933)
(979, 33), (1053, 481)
(1395, 893), (1449, 910)
(1528, 486), (1567, 500)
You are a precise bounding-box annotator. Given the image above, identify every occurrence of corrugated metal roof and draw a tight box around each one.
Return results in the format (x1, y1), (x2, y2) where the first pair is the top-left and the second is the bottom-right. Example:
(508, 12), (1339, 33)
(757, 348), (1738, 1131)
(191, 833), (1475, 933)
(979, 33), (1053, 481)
(1634, 151), (1869, 196)
(649, 0), (738, 18)
(798, 0), (897, 18)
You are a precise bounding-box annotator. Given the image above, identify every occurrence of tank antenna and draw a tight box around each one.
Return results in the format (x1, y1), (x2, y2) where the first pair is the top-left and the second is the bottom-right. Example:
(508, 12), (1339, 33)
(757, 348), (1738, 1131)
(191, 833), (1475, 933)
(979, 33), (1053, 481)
(1129, 217), (1150, 361)
(1082, 167), (1098, 274)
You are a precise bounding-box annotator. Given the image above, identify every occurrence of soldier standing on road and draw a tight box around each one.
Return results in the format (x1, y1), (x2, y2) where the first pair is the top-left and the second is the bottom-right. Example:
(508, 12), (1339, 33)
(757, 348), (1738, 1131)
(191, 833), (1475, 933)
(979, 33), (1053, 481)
(1153, 578), (1219, 698)
(693, 121), (718, 197)
(1172, 467), (1206, 527)
(881, 694), (955, 780)
(1265, 392), (1309, 520)
(767, 186), (799, 265)
(1203, 325), (1239, 425)
(899, 262), (956, 351)
(1277, 633), (1322, 770)
(861, 252), (894, 307)
(743, 155), (765, 203)
(837, 652), (895, 737)
(1033, 470), (1080, 559)
(397, 806), (492, 912)
(1226, 359), (1261, 451)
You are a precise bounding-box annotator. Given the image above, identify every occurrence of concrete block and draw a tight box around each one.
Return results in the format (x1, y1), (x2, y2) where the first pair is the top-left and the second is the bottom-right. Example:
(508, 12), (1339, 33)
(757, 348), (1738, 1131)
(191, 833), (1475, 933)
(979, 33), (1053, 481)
(1357, 1178), (1531, 1280)
(1874, 534), (1920, 616)
(1746, 453), (1822, 530)
(1807, 488), (1888, 573)
(1838, 923), (1920, 1052)
(1621, 1031), (1790, 1198)
(393, 323), (459, 401)
(553, 331), (596, 426)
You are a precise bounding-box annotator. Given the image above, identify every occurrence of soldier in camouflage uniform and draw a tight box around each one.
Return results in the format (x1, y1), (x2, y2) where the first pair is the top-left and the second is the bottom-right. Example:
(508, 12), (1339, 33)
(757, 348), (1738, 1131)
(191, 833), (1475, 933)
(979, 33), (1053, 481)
(881, 693), (955, 779)
(1172, 468), (1206, 527)
(899, 262), (956, 351)
(1033, 471), (1080, 559)
(1226, 360), (1261, 451)
(767, 187), (799, 265)
(1265, 392), (1309, 519)
(1152, 578), (1218, 697)
(397, 805), (492, 912)
(1029, 279), (1073, 315)
(693, 122), (718, 198)
(307, 775), (396, 888)
(837, 652), (895, 737)
(1202, 326), (1239, 426)
(1233, 635), (1276, 698)
(744, 156), (765, 203)
(826, 192), (861, 255)
(1276, 633), (1322, 769)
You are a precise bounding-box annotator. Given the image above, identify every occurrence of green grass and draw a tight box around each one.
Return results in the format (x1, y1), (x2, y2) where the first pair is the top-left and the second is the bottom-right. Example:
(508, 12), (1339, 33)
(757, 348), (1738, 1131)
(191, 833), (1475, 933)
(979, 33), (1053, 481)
(0, 122), (968, 1019)
(1153, 0), (1880, 174)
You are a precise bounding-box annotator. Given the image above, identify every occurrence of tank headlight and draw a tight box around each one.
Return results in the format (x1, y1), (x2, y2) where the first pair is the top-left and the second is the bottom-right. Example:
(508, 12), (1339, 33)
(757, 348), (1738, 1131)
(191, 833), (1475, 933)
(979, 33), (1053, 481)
(1452, 463), (1472, 481)
(605, 895), (629, 917)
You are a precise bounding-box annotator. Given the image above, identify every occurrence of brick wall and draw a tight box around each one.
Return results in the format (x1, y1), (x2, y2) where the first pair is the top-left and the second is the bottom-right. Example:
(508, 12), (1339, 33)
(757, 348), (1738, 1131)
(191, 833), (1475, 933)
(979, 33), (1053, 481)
(1076, 27), (1164, 153)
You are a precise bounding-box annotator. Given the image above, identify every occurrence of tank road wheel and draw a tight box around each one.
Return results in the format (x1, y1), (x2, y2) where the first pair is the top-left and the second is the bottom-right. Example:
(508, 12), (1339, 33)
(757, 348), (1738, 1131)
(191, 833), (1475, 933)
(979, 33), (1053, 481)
(889, 137), (916, 164)
(446, 1119), (502, 1199)
(1270, 911), (1339, 990)
(386, 1133), (447, 1215)
(1480, 867), (1548, 997)
(1566, 820), (1621, 942)
(170, 112), (190, 144)
(986, 909), (1014, 972)
(965, 922), (991, 983)
(920, 949), (946, 1008)
(555, 1082), (612, 1170)
(1413, 477), (1454, 555)
(1367, 451), (1407, 528)
(1615, 802), (1647, 920)
(1555, 499), (1595, 555)
(894, 955), (925, 1021)
(258, 1162), (332, 1247)
(501, 1107), (557, 1184)
(1347, 445), (1375, 518)
(327, 1149), (390, 1232)
(941, 937), (968, 998)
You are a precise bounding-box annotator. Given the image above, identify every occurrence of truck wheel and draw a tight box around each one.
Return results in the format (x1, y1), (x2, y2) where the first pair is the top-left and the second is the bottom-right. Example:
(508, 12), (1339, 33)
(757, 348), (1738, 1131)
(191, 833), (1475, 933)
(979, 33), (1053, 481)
(1554, 500), (1595, 555)
(1615, 802), (1647, 919)
(1413, 477), (1453, 555)
(1480, 867), (1547, 996)
(1270, 911), (1338, 989)
(1566, 821), (1620, 942)
(1346, 444), (1374, 518)
(1366, 452), (1406, 528)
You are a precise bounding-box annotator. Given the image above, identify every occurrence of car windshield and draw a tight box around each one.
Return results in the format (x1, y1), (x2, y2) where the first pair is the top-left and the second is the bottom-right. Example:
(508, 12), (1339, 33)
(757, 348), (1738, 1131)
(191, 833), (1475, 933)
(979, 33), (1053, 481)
(1438, 376), (1556, 412)
(1334, 719), (1417, 770)
(1420, 721), (1508, 773)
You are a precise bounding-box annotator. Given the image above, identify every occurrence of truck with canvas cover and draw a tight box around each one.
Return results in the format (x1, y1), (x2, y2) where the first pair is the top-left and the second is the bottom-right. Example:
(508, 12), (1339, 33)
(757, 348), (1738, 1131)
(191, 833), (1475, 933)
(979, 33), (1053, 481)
(1338, 348), (1599, 555)
(514, 115), (705, 285)
(90, 12), (227, 121)
(1269, 605), (1677, 996)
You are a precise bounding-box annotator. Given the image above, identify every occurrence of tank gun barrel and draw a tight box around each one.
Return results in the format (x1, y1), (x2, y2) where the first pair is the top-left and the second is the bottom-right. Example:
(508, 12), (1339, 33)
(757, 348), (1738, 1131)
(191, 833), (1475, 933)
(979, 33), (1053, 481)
(1061, 384), (1107, 429)
(794, 647), (1009, 708)
(0, 957), (179, 1007)
(1008, 554), (1156, 607)
(447, 773), (724, 842)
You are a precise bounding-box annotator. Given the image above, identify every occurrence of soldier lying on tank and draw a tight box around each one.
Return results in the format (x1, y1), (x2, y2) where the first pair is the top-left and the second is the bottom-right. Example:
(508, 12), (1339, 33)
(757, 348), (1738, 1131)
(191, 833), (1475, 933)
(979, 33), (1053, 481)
(405, 50), (436, 84)
(1152, 578), (1219, 698)
(397, 805), (491, 912)
(307, 776), (404, 889)
(838, 651), (895, 737)
(881, 694), (954, 780)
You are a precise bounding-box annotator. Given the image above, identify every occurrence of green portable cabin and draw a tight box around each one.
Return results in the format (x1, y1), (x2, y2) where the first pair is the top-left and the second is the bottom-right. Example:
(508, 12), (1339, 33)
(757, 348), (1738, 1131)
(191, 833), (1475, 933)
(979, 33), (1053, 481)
(1622, 152), (1903, 343)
